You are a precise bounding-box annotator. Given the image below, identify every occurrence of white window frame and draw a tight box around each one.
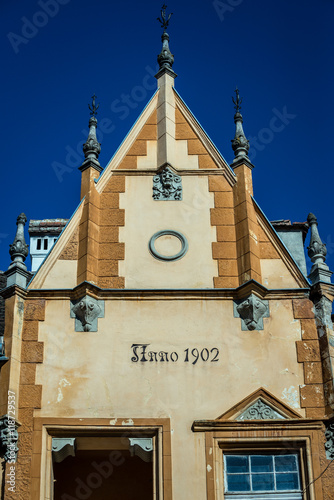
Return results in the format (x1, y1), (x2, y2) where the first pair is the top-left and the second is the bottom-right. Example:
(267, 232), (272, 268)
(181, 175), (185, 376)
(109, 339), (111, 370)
(223, 452), (302, 500)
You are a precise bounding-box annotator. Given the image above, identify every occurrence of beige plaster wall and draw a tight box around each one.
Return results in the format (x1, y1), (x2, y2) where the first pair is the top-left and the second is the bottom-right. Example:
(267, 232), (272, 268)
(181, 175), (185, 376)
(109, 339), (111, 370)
(119, 175), (218, 288)
(42, 260), (78, 289)
(261, 259), (299, 289)
(36, 296), (304, 500)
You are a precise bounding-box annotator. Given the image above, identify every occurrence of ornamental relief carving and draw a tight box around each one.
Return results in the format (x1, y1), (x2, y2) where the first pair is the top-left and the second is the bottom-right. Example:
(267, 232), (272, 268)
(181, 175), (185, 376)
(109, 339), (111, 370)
(153, 166), (182, 201)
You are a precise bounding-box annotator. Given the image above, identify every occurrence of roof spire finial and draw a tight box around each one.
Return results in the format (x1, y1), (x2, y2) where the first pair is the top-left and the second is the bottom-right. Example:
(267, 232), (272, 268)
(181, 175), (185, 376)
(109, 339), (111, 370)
(88, 93), (99, 117)
(157, 4), (173, 32)
(156, 4), (177, 79)
(231, 87), (250, 163)
(307, 213), (332, 284)
(81, 94), (102, 170)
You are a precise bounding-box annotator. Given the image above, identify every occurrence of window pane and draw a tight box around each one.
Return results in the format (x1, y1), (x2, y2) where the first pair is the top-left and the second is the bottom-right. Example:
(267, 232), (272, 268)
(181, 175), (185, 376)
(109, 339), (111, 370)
(252, 473), (275, 491)
(226, 456), (249, 473)
(276, 472), (299, 491)
(251, 455), (273, 473)
(275, 455), (298, 472)
(227, 474), (250, 492)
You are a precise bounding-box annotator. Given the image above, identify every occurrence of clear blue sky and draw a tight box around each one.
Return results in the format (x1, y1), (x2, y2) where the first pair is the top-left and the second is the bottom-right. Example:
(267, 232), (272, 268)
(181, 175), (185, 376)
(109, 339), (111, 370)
(1, 0), (333, 276)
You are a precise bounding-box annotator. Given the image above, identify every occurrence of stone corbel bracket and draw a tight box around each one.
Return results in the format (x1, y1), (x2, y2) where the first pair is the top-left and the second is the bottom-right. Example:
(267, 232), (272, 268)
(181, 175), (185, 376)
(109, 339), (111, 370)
(325, 418), (334, 459)
(70, 296), (105, 332)
(234, 294), (270, 331)
(129, 438), (153, 463)
(52, 438), (76, 463)
(0, 415), (19, 463)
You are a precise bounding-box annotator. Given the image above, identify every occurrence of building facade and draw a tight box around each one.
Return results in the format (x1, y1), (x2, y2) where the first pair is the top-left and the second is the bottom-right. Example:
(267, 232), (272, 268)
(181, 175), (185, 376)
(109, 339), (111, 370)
(0, 10), (334, 499)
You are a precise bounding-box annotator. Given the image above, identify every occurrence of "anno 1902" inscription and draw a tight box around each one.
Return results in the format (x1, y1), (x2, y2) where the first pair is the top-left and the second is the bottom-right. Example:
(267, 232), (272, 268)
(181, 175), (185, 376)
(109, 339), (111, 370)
(131, 344), (219, 364)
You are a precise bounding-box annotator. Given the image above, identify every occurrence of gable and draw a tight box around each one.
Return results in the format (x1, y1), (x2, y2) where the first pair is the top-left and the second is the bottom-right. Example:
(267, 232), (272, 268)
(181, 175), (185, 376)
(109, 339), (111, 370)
(216, 388), (302, 421)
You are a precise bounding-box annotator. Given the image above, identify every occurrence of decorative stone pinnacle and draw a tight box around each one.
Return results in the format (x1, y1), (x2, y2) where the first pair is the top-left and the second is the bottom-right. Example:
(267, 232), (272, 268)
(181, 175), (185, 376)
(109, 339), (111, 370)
(8, 213), (28, 270)
(156, 4), (176, 76)
(82, 95), (101, 165)
(231, 87), (250, 161)
(307, 213), (332, 284)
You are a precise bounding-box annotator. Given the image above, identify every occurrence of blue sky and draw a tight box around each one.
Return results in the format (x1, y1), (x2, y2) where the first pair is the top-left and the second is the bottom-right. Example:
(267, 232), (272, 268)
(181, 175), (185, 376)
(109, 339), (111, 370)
(1, 0), (333, 276)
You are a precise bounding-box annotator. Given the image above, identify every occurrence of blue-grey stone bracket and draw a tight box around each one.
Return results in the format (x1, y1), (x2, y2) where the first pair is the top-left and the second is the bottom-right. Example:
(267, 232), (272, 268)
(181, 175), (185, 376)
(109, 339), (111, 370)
(325, 419), (334, 459)
(0, 415), (19, 463)
(70, 296), (105, 332)
(234, 294), (270, 331)
(237, 399), (285, 421)
(52, 438), (76, 463)
(129, 438), (153, 463)
(153, 165), (182, 200)
(149, 230), (188, 262)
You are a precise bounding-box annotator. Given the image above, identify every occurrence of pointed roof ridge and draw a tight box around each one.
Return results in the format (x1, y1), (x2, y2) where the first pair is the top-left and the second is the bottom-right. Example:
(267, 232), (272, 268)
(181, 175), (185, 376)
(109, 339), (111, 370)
(173, 89), (236, 184)
(253, 197), (310, 289)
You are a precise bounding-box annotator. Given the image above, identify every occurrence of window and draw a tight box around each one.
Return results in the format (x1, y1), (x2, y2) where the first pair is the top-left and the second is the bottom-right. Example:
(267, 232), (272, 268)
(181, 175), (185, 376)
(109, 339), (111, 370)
(44, 239), (48, 250)
(37, 238), (41, 250)
(224, 453), (302, 499)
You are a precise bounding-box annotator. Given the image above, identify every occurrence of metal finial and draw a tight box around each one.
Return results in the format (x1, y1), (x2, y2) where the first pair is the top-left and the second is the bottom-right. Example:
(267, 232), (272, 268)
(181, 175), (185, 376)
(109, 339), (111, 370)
(88, 94), (99, 117)
(232, 87), (242, 113)
(157, 4), (173, 32)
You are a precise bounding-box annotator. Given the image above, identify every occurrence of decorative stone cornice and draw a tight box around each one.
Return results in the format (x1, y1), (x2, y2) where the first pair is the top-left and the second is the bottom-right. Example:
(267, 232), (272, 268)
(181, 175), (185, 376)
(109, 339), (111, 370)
(307, 213), (332, 284)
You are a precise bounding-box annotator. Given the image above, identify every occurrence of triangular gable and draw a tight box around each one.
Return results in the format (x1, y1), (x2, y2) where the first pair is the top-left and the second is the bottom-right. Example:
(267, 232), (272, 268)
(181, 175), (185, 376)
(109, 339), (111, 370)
(95, 87), (236, 196)
(254, 199), (309, 289)
(216, 388), (302, 421)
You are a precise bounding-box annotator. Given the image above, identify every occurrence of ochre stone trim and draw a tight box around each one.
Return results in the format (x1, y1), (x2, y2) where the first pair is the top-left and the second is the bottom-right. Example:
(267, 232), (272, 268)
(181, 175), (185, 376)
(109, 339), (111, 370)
(7, 299), (46, 500)
(59, 227), (79, 260)
(293, 299), (326, 418)
(209, 176), (238, 288)
(233, 164), (262, 284)
(116, 110), (157, 170)
(98, 175), (126, 288)
(175, 106), (219, 169)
